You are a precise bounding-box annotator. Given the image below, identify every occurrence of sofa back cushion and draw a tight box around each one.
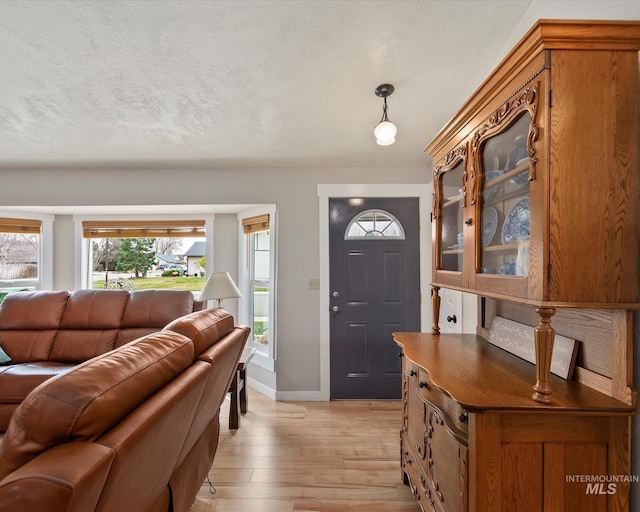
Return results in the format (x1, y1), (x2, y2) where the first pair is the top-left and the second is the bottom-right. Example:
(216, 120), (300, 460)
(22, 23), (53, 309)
(47, 290), (130, 362)
(116, 290), (194, 347)
(0, 291), (69, 363)
(163, 308), (235, 357)
(0, 330), (194, 479)
(121, 290), (194, 328)
(50, 330), (121, 363)
(59, 290), (129, 329)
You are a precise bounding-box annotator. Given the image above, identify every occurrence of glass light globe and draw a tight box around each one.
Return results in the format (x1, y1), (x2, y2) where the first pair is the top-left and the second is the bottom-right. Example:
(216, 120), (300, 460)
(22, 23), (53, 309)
(374, 121), (397, 146)
(376, 135), (396, 146)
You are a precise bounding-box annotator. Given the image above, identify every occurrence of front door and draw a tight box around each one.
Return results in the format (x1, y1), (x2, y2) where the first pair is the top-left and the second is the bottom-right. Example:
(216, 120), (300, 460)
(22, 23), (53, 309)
(329, 197), (420, 399)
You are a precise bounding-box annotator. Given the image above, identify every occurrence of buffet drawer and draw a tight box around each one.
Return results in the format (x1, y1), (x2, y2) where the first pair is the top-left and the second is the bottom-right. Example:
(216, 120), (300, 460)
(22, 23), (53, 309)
(418, 369), (468, 438)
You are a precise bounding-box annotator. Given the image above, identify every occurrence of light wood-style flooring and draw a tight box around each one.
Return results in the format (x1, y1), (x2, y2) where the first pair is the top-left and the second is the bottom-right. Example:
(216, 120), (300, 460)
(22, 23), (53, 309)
(191, 387), (421, 512)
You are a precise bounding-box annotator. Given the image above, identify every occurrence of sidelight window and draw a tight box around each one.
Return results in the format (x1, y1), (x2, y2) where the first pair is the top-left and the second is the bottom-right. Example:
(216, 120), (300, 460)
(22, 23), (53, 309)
(238, 207), (277, 372)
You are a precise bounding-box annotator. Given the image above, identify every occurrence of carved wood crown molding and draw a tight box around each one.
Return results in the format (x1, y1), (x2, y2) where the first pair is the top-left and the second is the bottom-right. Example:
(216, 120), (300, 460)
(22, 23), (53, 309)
(434, 144), (467, 176)
(433, 73), (541, 218)
(471, 79), (540, 164)
(468, 78), (540, 206)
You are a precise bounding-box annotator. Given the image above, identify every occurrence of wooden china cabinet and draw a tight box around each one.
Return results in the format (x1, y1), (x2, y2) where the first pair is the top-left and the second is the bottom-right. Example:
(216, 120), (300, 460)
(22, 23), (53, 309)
(395, 20), (640, 512)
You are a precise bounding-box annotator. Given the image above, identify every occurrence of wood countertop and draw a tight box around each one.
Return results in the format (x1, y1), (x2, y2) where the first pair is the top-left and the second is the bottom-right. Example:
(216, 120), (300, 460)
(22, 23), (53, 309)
(393, 332), (635, 414)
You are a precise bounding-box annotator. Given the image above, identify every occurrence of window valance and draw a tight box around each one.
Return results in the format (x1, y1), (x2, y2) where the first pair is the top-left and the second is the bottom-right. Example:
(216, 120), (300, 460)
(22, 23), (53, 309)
(82, 220), (206, 238)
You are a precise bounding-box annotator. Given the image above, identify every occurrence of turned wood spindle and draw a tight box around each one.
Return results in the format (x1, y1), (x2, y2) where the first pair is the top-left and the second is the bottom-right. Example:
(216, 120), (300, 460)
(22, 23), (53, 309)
(532, 307), (556, 403)
(431, 286), (441, 335)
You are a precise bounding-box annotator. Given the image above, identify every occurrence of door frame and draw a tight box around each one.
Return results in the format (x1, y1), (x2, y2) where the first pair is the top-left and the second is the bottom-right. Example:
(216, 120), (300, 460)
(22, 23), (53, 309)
(318, 184), (431, 400)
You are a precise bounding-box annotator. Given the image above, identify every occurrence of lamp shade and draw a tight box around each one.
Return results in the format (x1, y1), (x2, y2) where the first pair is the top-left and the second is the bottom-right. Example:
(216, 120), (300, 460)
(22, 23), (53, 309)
(200, 272), (243, 307)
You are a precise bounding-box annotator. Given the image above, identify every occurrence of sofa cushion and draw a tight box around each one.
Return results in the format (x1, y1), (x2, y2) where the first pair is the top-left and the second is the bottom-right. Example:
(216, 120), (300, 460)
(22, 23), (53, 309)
(0, 331), (58, 364)
(0, 291), (69, 330)
(46, 290), (130, 362)
(115, 327), (163, 347)
(116, 290), (195, 348)
(59, 290), (129, 329)
(0, 363), (73, 403)
(0, 291), (69, 363)
(163, 308), (235, 357)
(121, 290), (194, 328)
(0, 330), (194, 479)
(48, 330), (120, 363)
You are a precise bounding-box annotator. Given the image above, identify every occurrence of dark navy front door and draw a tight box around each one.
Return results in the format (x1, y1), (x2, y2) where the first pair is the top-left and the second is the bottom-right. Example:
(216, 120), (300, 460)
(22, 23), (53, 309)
(329, 197), (420, 399)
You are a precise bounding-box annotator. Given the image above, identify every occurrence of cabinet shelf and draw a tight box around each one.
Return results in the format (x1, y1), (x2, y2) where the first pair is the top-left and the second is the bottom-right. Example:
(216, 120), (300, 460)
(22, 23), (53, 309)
(483, 241), (528, 252)
(484, 187), (529, 208)
(444, 241), (528, 256)
(484, 161), (529, 189)
(443, 194), (463, 208)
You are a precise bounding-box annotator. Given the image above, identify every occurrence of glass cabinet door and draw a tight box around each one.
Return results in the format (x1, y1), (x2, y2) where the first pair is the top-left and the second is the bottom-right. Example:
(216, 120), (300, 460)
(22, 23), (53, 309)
(436, 160), (465, 273)
(477, 112), (531, 279)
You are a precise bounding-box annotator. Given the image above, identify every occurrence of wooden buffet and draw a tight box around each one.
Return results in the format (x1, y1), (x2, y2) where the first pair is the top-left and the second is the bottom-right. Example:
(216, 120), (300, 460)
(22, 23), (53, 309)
(395, 20), (640, 512)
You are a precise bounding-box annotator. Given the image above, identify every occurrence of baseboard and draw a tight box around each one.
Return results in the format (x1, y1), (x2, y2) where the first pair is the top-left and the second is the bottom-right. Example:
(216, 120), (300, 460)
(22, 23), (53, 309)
(246, 379), (329, 401)
(246, 377), (276, 400)
(274, 390), (328, 401)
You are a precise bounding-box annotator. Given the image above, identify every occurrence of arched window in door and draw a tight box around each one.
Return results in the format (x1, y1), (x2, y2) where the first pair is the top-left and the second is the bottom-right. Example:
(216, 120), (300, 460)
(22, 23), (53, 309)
(344, 209), (406, 240)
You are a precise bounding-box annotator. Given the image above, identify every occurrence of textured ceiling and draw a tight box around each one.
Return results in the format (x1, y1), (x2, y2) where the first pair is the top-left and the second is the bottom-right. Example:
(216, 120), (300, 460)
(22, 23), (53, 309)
(0, 0), (536, 169)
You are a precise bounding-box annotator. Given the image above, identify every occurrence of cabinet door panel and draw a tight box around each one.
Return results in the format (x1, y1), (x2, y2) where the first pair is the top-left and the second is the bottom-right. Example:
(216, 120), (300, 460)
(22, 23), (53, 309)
(405, 365), (427, 462)
(562, 443), (609, 511)
(426, 404), (462, 512)
(548, 50), (638, 303)
(433, 149), (467, 289)
(501, 443), (543, 511)
(471, 92), (539, 300)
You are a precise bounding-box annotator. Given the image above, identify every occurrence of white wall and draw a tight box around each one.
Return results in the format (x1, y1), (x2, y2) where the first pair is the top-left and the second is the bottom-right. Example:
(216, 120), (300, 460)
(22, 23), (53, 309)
(211, 214), (240, 319)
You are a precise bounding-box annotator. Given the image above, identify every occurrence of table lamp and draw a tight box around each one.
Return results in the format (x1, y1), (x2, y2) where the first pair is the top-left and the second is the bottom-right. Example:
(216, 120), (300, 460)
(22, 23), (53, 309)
(199, 272), (243, 308)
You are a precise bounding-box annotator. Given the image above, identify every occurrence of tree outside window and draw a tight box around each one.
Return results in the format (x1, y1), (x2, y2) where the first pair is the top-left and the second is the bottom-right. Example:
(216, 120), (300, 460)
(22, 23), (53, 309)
(115, 238), (156, 278)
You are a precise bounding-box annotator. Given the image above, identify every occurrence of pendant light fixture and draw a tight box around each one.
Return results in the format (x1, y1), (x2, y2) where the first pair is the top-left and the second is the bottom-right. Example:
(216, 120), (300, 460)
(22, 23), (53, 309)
(374, 83), (397, 146)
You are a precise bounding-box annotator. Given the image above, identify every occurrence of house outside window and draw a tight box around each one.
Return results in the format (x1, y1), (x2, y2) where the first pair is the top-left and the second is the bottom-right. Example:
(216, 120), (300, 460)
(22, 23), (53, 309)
(0, 214), (53, 298)
(238, 207), (276, 371)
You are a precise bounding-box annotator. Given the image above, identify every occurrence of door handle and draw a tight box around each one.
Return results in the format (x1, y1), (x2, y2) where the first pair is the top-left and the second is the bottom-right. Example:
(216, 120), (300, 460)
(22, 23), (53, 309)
(332, 306), (340, 314)
(447, 315), (457, 324)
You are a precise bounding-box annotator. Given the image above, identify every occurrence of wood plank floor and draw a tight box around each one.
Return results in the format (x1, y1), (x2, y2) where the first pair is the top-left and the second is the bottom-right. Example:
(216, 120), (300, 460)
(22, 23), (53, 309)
(191, 387), (421, 512)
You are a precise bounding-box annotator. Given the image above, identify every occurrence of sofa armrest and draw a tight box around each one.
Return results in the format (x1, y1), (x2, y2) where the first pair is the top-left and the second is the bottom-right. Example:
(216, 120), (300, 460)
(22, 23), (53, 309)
(0, 442), (115, 512)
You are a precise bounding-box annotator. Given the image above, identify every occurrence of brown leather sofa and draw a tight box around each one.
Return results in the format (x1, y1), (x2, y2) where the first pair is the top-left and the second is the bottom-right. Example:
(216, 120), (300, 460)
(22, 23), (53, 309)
(0, 289), (196, 430)
(0, 306), (250, 512)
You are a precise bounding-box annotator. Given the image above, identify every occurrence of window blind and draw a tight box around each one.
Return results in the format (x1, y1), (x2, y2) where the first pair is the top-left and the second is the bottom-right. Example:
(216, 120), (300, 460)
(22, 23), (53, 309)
(242, 214), (270, 234)
(0, 218), (42, 234)
(82, 220), (205, 239)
